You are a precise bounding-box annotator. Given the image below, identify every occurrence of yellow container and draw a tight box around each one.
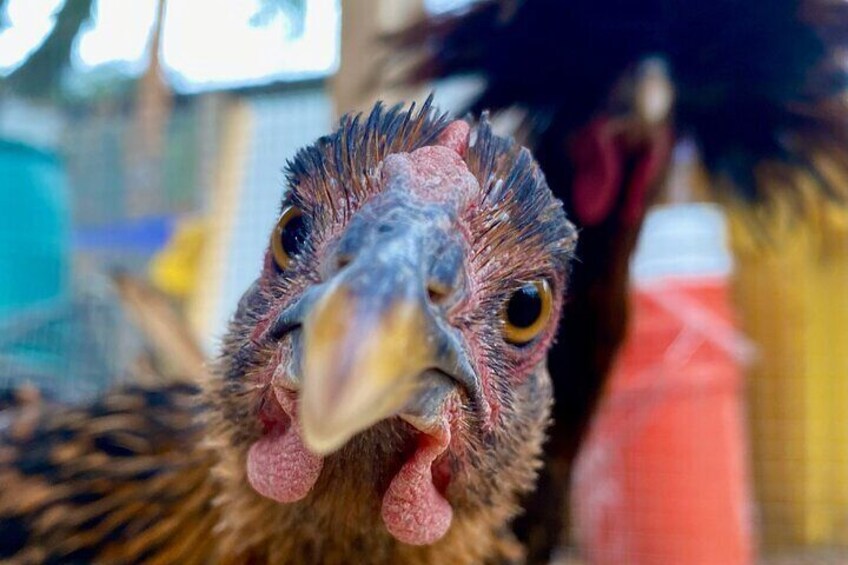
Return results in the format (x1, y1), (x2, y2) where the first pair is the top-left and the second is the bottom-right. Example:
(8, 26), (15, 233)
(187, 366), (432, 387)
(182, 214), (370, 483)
(728, 180), (848, 550)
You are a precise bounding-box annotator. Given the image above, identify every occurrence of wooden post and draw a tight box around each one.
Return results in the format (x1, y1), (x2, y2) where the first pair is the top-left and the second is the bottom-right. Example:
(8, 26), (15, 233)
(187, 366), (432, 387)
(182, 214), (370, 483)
(331, 0), (426, 119)
(126, 0), (172, 216)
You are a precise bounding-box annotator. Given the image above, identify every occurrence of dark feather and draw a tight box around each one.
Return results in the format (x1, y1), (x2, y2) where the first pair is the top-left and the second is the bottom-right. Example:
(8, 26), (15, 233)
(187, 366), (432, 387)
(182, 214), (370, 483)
(396, 2), (848, 561)
(396, 0), (848, 205)
(0, 384), (216, 563)
(284, 95), (574, 276)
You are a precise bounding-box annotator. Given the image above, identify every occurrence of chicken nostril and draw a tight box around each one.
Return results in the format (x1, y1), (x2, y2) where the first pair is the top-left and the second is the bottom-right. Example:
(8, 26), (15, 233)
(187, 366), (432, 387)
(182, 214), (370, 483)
(426, 282), (451, 306)
(336, 255), (352, 271)
(322, 254), (352, 281)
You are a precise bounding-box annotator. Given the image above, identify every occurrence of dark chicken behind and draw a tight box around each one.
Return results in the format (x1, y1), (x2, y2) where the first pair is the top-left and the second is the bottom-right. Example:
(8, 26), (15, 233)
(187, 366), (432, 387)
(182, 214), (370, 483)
(397, 1), (848, 560)
(0, 99), (577, 563)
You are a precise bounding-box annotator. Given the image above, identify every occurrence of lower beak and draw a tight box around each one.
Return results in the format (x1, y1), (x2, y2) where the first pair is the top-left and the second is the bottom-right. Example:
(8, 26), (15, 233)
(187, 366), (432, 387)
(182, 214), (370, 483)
(299, 281), (439, 455)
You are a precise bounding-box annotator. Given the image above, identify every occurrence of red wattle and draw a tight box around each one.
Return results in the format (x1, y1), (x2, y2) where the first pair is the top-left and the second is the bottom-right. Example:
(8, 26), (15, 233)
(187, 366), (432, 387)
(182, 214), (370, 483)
(381, 432), (453, 545)
(247, 423), (324, 503)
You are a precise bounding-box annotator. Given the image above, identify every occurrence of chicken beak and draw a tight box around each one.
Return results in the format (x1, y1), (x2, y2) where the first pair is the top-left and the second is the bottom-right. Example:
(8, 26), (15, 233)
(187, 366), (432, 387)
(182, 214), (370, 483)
(299, 280), (436, 455)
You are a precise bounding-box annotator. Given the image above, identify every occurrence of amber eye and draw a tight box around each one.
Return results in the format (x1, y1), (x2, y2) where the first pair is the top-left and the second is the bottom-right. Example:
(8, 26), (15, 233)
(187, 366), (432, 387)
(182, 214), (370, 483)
(502, 280), (553, 346)
(271, 206), (308, 271)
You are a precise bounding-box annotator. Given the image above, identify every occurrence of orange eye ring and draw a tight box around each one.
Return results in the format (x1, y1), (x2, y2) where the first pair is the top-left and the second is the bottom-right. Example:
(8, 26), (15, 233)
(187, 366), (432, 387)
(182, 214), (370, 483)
(271, 206), (306, 271)
(502, 280), (553, 346)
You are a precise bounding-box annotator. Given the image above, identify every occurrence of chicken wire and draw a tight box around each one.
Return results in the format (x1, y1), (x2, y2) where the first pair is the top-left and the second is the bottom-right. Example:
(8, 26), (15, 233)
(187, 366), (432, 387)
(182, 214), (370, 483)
(0, 82), (332, 397)
(0, 272), (142, 402)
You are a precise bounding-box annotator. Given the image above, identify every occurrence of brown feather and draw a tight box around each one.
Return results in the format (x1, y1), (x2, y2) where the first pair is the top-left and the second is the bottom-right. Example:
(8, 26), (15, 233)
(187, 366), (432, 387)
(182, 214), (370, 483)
(0, 100), (576, 564)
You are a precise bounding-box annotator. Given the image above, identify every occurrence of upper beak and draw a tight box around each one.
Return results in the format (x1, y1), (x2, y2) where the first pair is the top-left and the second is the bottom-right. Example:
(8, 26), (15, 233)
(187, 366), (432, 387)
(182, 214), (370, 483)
(292, 237), (475, 455)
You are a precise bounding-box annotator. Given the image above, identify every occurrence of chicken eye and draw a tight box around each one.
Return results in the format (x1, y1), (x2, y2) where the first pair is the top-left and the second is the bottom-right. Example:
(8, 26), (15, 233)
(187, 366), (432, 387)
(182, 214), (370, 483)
(271, 206), (308, 271)
(502, 280), (553, 346)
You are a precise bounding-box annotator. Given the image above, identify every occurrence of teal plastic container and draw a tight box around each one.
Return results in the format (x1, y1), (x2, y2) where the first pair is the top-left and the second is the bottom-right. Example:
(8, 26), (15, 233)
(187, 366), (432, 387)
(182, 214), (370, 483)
(0, 139), (70, 319)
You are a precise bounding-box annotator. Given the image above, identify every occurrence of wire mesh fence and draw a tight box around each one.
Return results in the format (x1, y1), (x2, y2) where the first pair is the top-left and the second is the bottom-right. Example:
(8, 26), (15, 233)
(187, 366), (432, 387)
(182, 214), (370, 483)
(0, 77), (331, 393)
(0, 271), (142, 401)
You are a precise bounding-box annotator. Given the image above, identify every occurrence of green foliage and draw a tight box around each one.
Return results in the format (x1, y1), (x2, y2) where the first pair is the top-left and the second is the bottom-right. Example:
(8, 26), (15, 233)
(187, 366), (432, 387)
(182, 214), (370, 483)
(2, 0), (95, 100)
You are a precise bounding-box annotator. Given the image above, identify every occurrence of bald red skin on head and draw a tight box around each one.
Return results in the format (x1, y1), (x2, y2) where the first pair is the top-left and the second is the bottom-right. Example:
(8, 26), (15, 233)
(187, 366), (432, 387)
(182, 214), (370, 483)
(381, 120), (475, 206)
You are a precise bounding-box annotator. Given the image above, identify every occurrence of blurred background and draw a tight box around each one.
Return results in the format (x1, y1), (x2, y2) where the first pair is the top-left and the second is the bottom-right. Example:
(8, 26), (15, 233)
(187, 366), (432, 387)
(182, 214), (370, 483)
(0, 1), (846, 563)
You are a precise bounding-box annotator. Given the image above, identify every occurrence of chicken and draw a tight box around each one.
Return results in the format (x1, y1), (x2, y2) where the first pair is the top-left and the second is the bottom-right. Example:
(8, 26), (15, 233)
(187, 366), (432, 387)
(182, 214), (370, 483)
(0, 98), (577, 564)
(397, 1), (848, 560)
